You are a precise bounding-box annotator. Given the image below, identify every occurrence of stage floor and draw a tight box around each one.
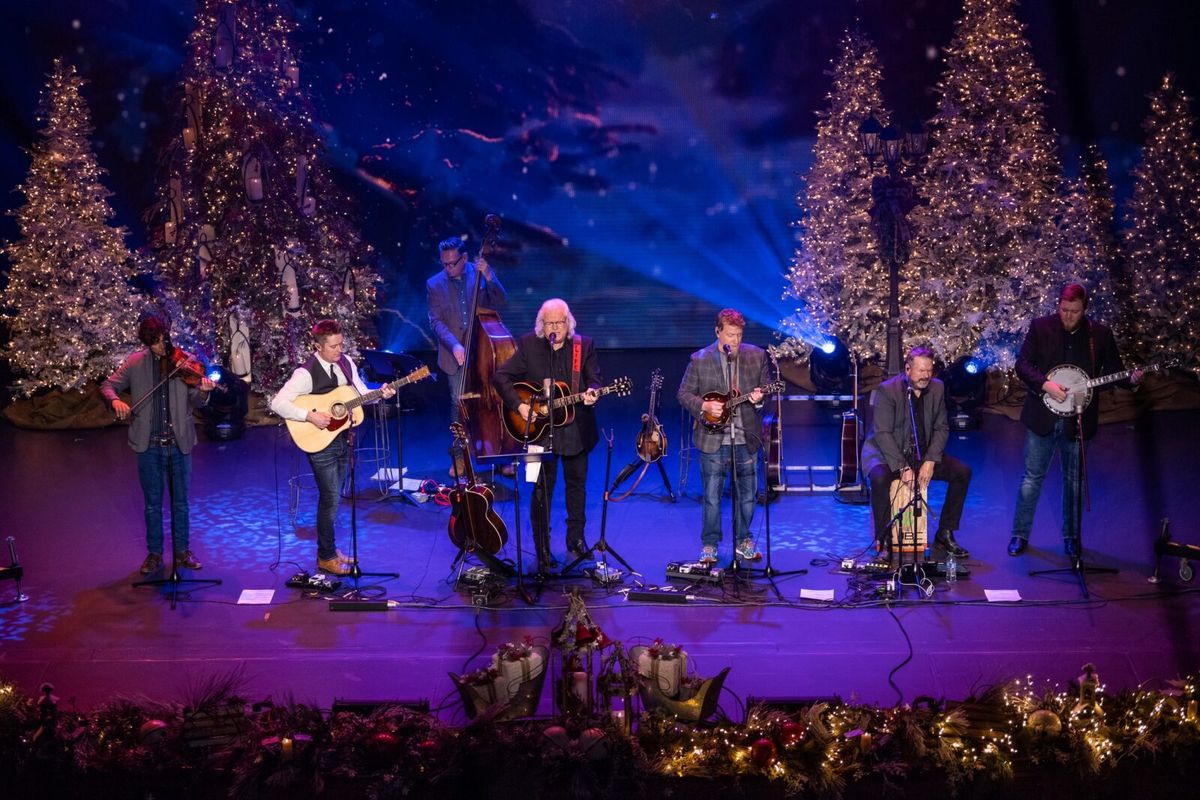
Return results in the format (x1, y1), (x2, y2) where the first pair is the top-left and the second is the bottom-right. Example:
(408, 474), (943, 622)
(2, 383), (1199, 718)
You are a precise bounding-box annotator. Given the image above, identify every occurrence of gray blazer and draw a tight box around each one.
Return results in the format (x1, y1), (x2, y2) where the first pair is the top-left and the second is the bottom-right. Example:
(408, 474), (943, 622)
(677, 342), (768, 455)
(860, 374), (948, 475)
(426, 263), (507, 375)
(100, 349), (206, 454)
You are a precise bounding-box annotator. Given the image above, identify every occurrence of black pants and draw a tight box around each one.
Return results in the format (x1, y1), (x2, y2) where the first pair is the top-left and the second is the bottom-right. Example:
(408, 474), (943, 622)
(532, 450), (589, 555)
(868, 454), (972, 543)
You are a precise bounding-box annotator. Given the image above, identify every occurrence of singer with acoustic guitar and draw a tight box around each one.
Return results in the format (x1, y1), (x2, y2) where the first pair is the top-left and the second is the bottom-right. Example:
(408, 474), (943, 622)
(494, 298), (601, 572)
(270, 320), (395, 576)
(677, 308), (774, 566)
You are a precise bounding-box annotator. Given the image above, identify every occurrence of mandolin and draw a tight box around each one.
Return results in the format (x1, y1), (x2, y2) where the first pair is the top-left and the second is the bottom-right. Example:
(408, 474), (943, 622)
(700, 381), (784, 431)
(503, 377), (632, 442)
(635, 369), (667, 463)
(447, 422), (508, 555)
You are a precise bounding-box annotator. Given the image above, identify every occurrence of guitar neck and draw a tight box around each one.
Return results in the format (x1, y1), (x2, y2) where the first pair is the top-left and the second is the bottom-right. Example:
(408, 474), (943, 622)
(1085, 366), (1145, 390)
(551, 385), (611, 409)
(345, 371), (424, 411)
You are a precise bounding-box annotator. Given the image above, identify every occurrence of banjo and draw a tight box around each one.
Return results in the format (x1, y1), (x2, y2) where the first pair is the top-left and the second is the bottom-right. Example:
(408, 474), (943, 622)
(1042, 360), (1173, 416)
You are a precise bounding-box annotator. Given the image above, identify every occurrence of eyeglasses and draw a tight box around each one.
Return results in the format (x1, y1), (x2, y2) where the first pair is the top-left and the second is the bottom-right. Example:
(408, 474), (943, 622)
(440, 253), (465, 269)
(543, 319), (568, 327)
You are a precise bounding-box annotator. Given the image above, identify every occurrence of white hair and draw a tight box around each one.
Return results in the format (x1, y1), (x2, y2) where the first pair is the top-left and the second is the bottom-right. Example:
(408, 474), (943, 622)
(534, 298), (577, 339)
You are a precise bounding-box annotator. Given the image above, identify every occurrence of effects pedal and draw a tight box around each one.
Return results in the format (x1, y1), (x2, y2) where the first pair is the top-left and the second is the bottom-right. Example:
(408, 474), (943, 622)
(666, 561), (725, 585)
(286, 572), (343, 592)
(587, 564), (623, 585)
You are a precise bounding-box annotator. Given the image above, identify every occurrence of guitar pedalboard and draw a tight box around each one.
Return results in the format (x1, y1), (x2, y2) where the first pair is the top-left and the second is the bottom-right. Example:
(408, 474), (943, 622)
(666, 561), (725, 585)
(286, 572), (343, 592)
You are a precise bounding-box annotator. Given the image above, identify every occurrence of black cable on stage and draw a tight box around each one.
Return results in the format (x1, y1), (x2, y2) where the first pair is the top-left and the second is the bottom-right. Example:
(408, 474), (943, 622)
(884, 604), (915, 706)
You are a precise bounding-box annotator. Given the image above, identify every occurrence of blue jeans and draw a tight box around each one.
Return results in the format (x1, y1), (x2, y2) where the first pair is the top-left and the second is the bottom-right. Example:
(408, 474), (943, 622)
(1011, 420), (1081, 542)
(136, 444), (191, 554)
(699, 444), (757, 548)
(307, 435), (349, 561)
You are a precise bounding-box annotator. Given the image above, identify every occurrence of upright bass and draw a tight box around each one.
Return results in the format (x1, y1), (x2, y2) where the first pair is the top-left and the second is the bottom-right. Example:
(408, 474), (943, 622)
(457, 214), (521, 459)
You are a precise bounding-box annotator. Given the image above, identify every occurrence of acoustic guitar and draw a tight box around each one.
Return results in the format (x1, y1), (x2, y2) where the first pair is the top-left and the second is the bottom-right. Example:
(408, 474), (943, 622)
(284, 365), (431, 453)
(502, 376), (632, 441)
(635, 369), (667, 463)
(700, 381), (784, 431)
(447, 422), (508, 555)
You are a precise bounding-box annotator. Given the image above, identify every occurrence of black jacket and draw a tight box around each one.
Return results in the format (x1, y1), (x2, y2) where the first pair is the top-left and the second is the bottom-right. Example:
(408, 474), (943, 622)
(1016, 313), (1124, 440)
(494, 332), (601, 456)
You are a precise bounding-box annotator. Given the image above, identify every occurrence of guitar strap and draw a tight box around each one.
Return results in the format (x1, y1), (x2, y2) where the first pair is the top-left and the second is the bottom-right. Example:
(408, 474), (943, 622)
(570, 340), (581, 392)
(1088, 326), (1096, 377)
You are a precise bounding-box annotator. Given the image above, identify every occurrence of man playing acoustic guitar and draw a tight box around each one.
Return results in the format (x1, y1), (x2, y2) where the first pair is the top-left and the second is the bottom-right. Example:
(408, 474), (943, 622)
(271, 320), (395, 576)
(494, 298), (601, 572)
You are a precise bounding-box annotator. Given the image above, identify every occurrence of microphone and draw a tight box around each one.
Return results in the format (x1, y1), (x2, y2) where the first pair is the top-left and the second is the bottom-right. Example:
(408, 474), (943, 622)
(548, 332), (557, 345)
(543, 377), (552, 404)
(722, 343), (732, 357)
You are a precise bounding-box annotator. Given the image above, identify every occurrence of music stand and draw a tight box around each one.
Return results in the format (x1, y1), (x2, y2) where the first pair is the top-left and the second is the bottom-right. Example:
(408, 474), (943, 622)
(1029, 408), (1117, 598)
(477, 449), (557, 605)
(360, 349), (423, 506)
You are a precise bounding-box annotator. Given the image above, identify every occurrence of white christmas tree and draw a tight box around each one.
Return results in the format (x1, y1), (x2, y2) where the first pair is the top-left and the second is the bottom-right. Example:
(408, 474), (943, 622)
(152, 0), (380, 391)
(1059, 145), (1123, 336)
(906, 0), (1066, 369)
(1124, 73), (1200, 372)
(784, 30), (891, 362)
(1, 59), (137, 396)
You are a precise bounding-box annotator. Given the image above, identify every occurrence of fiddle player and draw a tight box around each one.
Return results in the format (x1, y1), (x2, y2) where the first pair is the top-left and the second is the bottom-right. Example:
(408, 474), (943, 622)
(494, 299), (600, 571)
(101, 311), (215, 575)
(677, 308), (768, 565)
(270, 320), (395, 576)
(427, 236), (507, 437)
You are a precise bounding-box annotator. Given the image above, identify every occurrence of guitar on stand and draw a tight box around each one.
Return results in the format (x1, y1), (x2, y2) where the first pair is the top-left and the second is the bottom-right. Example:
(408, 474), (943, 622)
(502, 377), (632, 442)
(837, 357), (867, 503)
(285, 366), (431, 453)
(447, 423), (512, 579)
(610, 369), (675, 499)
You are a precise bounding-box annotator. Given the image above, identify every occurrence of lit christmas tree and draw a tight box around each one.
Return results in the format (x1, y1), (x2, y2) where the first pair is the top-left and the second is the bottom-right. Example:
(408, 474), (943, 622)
(1, 59), (138, 396)
(151, 0), (379, 391)
(1059, 144), (1123, 336)
(1124, 73), (1200, 372)
(907, 0), (1066, 369)
(784, 30), (890, 361)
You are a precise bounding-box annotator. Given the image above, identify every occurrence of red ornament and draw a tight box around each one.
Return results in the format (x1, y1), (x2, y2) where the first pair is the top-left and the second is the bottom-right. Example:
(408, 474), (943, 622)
(365, 730), (399, 767)
(750, 737), (777, 768)
(417, 738), (439, 759)
(780, 721), (804, 746)
(575, 622), (597, 645)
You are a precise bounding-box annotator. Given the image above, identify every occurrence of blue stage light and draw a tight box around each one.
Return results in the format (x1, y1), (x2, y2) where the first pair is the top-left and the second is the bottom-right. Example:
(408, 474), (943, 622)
(964, 358), (981, 375)
(820, 340), (837, 354)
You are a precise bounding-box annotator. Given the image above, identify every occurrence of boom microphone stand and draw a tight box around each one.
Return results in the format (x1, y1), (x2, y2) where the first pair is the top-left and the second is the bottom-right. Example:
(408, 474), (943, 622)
(884, 383), (932, 597)
(563, 429), (635, 577)
(1029, 398), (1118, 598)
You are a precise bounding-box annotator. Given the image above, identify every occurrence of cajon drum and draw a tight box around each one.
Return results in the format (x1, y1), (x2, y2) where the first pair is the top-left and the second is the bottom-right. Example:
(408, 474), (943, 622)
(889, 479), (928, 553)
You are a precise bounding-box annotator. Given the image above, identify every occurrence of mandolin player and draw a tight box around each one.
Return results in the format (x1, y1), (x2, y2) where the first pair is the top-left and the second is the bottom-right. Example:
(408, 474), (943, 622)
(677, 308), (769, 566)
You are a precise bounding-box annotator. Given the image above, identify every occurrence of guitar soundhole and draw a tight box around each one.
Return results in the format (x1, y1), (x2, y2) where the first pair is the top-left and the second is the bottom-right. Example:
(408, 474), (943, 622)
(330, 403), (348, 420)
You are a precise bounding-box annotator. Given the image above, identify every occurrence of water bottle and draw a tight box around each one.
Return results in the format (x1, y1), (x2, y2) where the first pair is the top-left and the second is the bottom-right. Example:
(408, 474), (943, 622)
(945, 552), (958, 585)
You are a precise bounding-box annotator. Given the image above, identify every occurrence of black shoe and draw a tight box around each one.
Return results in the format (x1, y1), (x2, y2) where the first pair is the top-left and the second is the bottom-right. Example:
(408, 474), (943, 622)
(1064, 538), (1081, 558)
(873, 539), (893, 565)
(1007, 536), (1028, 556)
(536, 552), (559, 572)
(934, 530), (969, 559)
(566, 541), (592, 561)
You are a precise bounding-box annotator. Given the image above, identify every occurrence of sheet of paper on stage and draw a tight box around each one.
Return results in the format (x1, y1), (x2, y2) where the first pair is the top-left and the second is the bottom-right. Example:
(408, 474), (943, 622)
(800, 588), (836, 601)
(238, 589), (275, 605)
(984, 589), (1021, 602)
(525, 444), (544, 482)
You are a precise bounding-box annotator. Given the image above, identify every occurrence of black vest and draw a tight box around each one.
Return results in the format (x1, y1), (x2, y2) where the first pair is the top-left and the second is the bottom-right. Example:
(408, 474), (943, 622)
(304, 354), (353, 395)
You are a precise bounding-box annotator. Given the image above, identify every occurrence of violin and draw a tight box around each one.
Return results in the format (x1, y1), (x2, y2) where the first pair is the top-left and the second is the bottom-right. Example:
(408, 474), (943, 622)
(160, 346), (210, 387)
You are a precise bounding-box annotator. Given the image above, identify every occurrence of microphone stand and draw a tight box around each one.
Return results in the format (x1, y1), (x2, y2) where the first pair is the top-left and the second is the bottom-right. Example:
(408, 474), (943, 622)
(723, 347), (744, 579)
(1029, 397), (1118, 597)
(892, 383), (930, 595)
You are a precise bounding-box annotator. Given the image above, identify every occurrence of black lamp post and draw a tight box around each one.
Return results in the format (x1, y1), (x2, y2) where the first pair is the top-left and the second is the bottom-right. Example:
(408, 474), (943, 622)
(859, 117), (928, 376)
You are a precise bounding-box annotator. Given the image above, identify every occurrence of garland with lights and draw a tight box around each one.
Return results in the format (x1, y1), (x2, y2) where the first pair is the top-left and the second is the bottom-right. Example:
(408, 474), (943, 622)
(4, 668), (1200, 798)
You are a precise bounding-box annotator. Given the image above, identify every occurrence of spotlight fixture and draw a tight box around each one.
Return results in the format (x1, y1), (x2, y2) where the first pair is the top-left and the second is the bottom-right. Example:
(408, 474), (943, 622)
(944, 355), (986, 430)
(809, 337), (852, 393)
